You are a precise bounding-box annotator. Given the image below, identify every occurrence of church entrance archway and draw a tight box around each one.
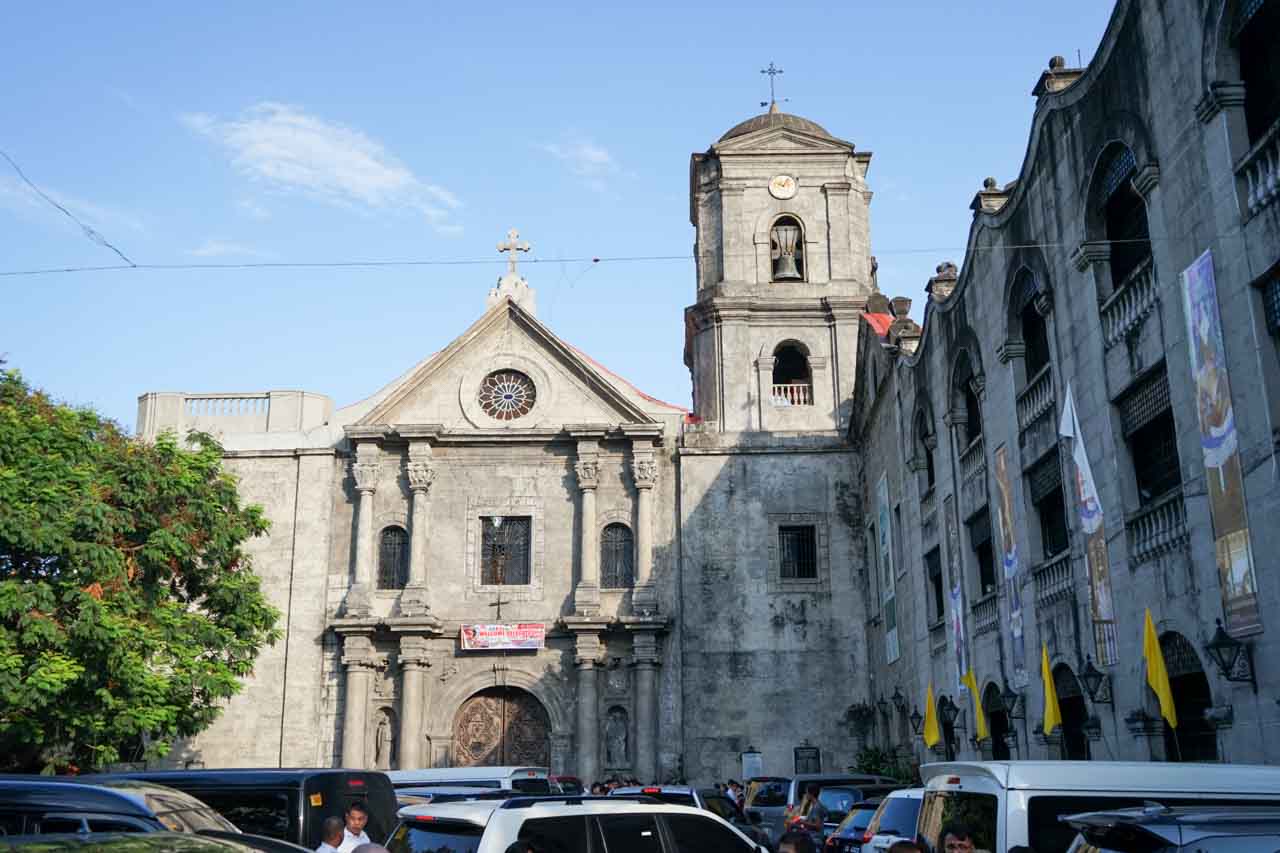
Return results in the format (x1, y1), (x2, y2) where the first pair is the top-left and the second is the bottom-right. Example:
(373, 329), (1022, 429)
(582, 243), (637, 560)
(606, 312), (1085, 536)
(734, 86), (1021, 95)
(1054, 664), (1091, 760)
(983, 683), (1011, 760)
(452, 686), (551, 767)
(1159, 631), (1217, 762)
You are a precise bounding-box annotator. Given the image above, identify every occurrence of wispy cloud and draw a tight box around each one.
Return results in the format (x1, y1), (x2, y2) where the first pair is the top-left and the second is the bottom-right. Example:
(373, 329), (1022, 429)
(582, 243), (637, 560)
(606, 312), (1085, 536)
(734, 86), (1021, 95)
(235, 198), (270, 220)
(187, 238), (272, 259)
(540, 137), (619, 193)
(0, 175), (147, 236)
(182, 102), (462, 233)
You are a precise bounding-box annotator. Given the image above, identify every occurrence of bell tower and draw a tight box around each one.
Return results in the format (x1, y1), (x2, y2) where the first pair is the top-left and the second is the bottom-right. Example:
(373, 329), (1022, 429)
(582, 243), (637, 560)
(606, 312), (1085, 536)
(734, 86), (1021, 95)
(683, 104), (876, 433)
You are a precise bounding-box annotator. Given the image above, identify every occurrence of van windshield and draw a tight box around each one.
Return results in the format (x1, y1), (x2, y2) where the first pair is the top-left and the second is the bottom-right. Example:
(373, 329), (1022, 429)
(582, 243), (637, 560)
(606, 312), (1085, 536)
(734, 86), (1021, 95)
(917, 791), (998, 852)
(511, 777), (552, 794)
(746, 780), (789, 808)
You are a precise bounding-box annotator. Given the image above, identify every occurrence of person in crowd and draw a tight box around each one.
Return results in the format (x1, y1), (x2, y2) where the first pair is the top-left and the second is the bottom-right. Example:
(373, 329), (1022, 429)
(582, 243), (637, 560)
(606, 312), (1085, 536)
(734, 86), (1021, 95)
(316, 817), (344, 853)
(590, 782), (607, 795)
(350, 846), (390, 853)
(797, 783), (827, 834)
(777, 830), (816, 853)
(726, 779), (745, 808)
(887, 842), (924, 853)
(338, 801), (371, 852)
(937, 822), (979, 853)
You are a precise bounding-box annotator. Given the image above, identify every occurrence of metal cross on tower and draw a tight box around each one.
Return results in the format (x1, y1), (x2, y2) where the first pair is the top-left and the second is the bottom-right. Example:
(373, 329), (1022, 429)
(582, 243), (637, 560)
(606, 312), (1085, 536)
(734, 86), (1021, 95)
(760, 62), (786, 108)
(489, 591), (510, 622)
(497, 228), (530, 277)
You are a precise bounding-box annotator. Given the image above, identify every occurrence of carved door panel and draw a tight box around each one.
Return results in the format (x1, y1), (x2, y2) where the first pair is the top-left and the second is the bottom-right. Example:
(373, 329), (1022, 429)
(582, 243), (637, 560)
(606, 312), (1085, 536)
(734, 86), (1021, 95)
(452, 687), (550, 767)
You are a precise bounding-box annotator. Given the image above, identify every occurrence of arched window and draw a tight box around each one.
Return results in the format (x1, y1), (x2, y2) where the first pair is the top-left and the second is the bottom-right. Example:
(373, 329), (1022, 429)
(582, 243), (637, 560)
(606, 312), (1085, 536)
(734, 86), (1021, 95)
(1053, 664), (1091, 760)
(377, 525), (409, 590)
(1159, 631), (1218, 762)
(770, 216), (805, 281)
(771, 342), (813, 406)
(954, 352), (983, 447)
(1095, 145), (1152, 290)
(983, 683), (1013, 760)
(915, 411), (936, 490)
(1237, 0), (1280, 144)
(600, 523), (635, 589)
(1013, 270), (1051, 380)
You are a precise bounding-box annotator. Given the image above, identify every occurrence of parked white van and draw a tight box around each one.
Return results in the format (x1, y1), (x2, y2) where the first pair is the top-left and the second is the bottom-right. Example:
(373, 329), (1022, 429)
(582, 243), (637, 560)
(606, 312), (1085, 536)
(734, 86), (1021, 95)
(918, 761), (1280, 853)
(386, 766), (551, 794)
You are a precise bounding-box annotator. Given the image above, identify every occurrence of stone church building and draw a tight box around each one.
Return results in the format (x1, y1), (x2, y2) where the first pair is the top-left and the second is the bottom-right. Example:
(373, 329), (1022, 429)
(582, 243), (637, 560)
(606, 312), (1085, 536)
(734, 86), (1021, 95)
(137, 105), (882, 782)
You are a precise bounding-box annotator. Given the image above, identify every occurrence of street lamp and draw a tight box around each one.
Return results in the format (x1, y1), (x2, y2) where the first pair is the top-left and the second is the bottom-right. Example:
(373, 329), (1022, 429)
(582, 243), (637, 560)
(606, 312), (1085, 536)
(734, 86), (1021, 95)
(1080, 655), (1113, 705)
(939, 696), (960, 726)
(1001, 683), (1024, 719)
(892, 686), (907, 714)
(877, 694), (891, 718)
(1206, 619), (1258, 693)
(1082, 715), (1102, 739)
(909, 706), (924, 735)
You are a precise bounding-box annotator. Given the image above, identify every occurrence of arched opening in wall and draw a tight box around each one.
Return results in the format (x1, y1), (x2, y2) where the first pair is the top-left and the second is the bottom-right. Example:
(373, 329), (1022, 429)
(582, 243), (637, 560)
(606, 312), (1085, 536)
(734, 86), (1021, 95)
(772, 342), (813, 406)
(953, 351), (983, 448)
(604, 706), (630, 770)
(1159, 632), (1219, 762)
(377, 525), (409, 589)
(600, 523), (635, 589)
(770, 215), (805, 281)
(983, 683), (1012, 760)
(1094, 144), (1153, 292)
(915, 410), (936, 491)
(1013, 269), (1051, 383)
(452, 686), (551, 767)
(1237, 0), (1280, 143)
(1053, 665), (1091, 760)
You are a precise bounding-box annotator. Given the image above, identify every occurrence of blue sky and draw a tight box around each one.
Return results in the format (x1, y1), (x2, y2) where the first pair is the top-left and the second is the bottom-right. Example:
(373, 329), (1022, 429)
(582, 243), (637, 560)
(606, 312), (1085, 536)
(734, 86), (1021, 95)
(2, 1), (1115, 429)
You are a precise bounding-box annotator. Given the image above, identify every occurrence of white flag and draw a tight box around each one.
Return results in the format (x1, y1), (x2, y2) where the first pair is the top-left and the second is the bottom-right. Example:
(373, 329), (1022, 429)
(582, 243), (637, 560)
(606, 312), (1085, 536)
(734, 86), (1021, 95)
(1059, 384), (1104, 534)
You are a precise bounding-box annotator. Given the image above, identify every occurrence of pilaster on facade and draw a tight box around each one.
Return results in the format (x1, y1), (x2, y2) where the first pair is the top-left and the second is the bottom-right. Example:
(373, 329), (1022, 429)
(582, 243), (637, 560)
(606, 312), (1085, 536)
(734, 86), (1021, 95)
(402, 441), (436, 617)
(337, 627), (378, 768)
(570, 430), (606, 616)
(395, 633), (434, 769)
(346, 442), (381, 617)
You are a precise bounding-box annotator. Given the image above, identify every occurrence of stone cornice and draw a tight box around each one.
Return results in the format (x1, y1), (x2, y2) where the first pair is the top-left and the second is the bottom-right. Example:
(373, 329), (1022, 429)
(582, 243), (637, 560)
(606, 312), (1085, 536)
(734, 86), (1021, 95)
(1195, 81), (1247, 123)
(345, 425), (393, 441)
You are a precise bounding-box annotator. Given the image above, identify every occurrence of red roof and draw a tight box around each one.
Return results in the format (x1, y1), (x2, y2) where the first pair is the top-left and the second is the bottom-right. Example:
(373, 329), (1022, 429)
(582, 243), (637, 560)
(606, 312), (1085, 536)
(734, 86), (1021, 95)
(863, 312), (894, 338)
(568, 344), (689, 413)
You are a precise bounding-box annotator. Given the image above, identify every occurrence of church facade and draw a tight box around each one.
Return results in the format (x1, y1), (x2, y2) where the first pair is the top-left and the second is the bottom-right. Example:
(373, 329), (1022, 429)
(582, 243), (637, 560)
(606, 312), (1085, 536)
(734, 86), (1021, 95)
(136, 107), (881, 782)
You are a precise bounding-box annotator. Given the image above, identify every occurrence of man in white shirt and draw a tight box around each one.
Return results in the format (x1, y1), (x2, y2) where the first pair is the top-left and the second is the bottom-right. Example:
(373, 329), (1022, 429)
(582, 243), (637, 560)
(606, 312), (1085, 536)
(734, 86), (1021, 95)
(337, 802), (372, 853)
(315, 816), (345, 853)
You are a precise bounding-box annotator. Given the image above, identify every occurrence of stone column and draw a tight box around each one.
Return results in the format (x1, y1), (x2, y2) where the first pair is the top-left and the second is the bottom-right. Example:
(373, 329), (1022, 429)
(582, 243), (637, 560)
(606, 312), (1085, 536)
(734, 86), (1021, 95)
(397, 635), (431, 769)
(632, 448), (658, 611)
(402, 445), (436, 616)
(341, 632), (377, 767)
(347, 443), (379, 616)
(632, 631), (660, 783)
(575, 633), (602, 783)
(573, 452), (601, 615)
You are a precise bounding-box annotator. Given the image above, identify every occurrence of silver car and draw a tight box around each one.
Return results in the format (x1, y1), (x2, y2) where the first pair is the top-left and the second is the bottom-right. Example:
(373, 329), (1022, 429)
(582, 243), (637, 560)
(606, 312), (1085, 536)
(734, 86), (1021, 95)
(1065, 805), (1280, 852)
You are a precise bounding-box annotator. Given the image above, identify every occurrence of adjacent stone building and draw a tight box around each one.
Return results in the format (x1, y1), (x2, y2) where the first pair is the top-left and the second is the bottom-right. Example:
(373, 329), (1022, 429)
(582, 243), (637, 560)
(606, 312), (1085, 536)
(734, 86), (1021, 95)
(851, 0), (1280, 766)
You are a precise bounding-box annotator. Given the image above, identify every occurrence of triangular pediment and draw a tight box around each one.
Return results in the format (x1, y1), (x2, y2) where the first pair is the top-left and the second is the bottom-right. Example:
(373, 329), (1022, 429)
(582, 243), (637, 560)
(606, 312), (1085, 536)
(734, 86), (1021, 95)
(713, 126), (854, 155)
(356, 299), (660, 430)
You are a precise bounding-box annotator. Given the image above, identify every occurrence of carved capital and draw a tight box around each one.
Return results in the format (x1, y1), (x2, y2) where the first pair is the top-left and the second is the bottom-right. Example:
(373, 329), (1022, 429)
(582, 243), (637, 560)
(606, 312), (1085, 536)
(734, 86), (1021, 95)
(575, 459), (600, 491)
(1133, 163), (1160, 198)
(398, 584), (431, 617)
(1071, 240), (1110, 272)
(632, 458), (659, 490)
(341, 634), (378, 668)
(631, 630), (661, 666)
(574, 633), (604, 667)
(398, 634), (434, 668)
(996, 340), (1026, 364)
(406, 461), (436, 493)
(351, 461), (379, 493)
(943, 409), (967, 429)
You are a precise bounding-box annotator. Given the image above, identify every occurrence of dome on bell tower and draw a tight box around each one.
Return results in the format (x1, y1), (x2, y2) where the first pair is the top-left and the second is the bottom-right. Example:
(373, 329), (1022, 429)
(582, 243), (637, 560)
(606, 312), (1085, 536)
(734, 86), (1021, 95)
(718, 102), (833, 142)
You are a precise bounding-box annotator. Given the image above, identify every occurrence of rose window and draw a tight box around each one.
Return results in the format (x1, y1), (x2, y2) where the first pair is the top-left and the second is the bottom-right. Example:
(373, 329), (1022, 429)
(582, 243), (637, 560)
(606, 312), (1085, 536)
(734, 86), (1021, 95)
(478, 370), (536, 420)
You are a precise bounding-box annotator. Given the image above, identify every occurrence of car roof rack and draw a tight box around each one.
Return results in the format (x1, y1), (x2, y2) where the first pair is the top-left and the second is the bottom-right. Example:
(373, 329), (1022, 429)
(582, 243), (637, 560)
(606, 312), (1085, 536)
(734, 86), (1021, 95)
(499, 795), (660, 809)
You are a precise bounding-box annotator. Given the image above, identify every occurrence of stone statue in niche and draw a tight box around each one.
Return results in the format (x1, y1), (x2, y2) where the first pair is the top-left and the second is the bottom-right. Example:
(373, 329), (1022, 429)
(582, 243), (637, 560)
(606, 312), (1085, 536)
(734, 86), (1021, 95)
(605, 707), (628, 767)
(374, 710), (395, 770)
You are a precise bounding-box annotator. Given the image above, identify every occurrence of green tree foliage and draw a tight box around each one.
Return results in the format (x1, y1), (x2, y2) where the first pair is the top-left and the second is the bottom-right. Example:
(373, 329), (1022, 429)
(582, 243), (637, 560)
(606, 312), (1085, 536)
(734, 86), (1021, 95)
(0, 371), (280, 772)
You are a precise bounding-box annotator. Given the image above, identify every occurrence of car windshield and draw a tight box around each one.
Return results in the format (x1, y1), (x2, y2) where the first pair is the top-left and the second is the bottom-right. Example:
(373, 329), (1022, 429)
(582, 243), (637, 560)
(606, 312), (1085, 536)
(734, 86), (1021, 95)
(917, 791), (998, 851)
(746, 780), (789, 808)
(833, 806), (880, 836)
(511, 778), (552, 794)
(866, 797), (921, 839)
(819, 787), (861, 823)
(154, 808), (239, 833)
(387, 819), (484, 853)
(700, 794), (740, 820)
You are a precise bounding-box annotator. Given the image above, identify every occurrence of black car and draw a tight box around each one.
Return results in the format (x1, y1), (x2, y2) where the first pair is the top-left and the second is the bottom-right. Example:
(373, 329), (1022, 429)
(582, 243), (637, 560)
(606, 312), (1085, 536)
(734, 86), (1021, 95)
(82, 769), (398, 850)
(0, 833), (289, 851)
(1065, 804), (1280, 852)
(0, 778), (237, 836)
(823, 799), (883, 853)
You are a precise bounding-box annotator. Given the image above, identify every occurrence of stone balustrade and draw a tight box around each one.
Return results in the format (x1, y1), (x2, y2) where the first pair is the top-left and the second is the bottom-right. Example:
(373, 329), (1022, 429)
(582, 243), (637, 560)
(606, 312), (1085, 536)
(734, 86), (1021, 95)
(183, 393), (271, 432)
(1032, 551), (1072, 608)
(1125, 488), (1190, 566)
(1238, 117), (1280, 219)
(960, 436), (986, 483)
(971, 593), (999, 636)
(920, 488), (938, 542)
(1099, 256), (1157, 349)
(771, 383), (813, 406)
(1016, 366), (1055, 434)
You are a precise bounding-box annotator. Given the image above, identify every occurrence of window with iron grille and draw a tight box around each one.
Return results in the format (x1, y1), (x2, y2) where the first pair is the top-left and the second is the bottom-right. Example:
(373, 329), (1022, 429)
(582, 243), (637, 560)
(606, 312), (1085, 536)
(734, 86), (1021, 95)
(1118, 370), (1181, 503)
(779, 526), (817, 579)
(377, 526), (409, 590)
(480, 516), (531, 585)
(926, 547), (945, 624)
(1097, 146), (1152, 290)
(968, 511), (997, 595)
(1263, 274), (1280, 335)
(600, 523), (634, 589)
(1027, 451), (1069, 558)
(1021, 299), (1051, 379)
(1238, 0), (1280, 143)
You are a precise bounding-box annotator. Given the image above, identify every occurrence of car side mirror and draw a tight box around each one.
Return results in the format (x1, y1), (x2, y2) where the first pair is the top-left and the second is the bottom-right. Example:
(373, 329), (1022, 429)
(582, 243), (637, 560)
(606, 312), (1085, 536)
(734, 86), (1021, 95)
(748, 812), (762, 825)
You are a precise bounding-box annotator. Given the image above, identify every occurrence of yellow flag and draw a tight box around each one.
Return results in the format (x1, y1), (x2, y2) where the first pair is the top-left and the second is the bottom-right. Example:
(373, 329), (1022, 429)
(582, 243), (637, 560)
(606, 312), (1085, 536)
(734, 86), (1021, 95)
(1144, 608), (1178, 729)
(922, 683), (941, 747)
(1041, 644), (1062, 736)
(963, 668), (989, 741)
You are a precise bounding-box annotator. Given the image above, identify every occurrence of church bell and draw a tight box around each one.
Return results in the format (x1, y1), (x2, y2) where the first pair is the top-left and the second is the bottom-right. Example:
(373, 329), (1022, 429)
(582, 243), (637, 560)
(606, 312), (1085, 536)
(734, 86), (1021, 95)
(771, 224), (802, 280)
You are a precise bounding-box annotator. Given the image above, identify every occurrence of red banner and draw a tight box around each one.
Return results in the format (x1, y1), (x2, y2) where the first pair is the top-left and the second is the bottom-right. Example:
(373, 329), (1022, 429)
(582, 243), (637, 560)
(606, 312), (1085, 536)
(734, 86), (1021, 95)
(460, 623), (546, 650)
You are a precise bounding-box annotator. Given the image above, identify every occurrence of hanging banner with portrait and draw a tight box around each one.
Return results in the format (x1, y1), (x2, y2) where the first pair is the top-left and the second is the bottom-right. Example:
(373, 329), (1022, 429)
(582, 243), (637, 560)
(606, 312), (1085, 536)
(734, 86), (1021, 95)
(460, 623), (546, 650)
(1180, 249), (1261, 636)
(993, 445), (1028, 687)
(943, 493), (968, 692)
(1058, 384), (1118, 664)
(877, 473), (900, 664)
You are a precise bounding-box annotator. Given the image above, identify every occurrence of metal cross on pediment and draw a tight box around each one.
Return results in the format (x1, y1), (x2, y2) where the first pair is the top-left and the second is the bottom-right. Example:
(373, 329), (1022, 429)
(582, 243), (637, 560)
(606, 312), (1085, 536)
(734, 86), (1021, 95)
(489, 591), (510, 622)
(497, 228), (530, 277)
(760, 62), (787, 109)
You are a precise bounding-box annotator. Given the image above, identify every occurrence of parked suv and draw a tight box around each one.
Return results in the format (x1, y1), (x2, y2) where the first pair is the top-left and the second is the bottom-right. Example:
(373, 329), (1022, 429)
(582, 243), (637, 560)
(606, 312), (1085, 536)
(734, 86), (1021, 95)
(387, 795), (768, 852)
(822, 799), (883, 853)
(1065, 805), (1280, 852)
(0, 778), (238, 836)
(611, 785), (771, 847)
(861, 789), (922, 852)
